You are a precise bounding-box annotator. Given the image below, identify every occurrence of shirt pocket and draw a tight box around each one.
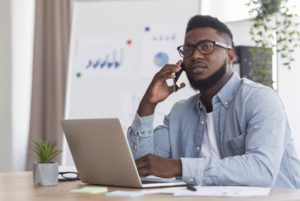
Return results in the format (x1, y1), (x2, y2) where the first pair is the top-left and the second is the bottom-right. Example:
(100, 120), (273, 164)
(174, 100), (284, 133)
(228, 132), (246, 155)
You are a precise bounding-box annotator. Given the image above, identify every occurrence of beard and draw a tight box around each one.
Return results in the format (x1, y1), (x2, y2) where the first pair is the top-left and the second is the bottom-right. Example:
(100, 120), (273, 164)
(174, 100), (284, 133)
(187, 60), (227, 91)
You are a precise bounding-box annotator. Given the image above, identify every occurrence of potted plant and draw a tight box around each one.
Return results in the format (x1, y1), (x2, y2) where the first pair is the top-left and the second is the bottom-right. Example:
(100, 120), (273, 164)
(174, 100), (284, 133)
(246, 0), (300, 86)
(32, 140), (62, 186)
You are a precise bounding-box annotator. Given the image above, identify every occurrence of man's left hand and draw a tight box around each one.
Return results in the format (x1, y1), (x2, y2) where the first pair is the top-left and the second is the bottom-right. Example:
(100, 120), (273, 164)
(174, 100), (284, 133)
(135, 154), (182, 178)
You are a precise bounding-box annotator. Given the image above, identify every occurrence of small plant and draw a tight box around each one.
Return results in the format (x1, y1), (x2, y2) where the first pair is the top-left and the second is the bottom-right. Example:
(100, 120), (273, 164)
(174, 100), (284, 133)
(32, 140), (62, 163)
(246, 0), (300, 86)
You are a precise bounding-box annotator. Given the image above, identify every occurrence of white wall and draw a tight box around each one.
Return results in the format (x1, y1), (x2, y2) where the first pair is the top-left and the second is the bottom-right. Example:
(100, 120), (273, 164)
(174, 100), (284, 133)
(276, 6), (300, 157)
(277, 47), (300, 156)
(0, 0), (34, 171)
(0, 0), (13, 171)
(11, 0), (35, 171)
(201, 0), (251, 22)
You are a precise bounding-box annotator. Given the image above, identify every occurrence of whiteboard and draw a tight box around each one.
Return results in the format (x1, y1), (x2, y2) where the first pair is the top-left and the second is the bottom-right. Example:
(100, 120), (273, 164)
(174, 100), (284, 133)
(63, 0), (200, 166)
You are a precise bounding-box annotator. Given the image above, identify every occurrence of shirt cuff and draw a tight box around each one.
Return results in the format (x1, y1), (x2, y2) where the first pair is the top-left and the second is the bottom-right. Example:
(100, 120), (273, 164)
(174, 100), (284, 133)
(131, 113), (154, 137)
(181, 158), (205, 185)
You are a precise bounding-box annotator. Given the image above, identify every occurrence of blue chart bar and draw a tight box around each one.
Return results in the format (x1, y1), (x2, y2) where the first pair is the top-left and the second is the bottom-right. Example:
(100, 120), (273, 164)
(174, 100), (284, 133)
(85, 48), (123, 70)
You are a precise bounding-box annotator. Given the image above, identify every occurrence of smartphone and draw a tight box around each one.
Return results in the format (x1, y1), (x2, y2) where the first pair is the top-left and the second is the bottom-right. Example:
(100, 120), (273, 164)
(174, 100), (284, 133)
(174, 64), (186, 92)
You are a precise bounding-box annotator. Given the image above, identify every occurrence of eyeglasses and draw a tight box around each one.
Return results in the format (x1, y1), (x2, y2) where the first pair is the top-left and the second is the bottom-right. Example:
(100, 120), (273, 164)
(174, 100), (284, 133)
(58, 171), (80, 182)
(177, 40), (232, 57)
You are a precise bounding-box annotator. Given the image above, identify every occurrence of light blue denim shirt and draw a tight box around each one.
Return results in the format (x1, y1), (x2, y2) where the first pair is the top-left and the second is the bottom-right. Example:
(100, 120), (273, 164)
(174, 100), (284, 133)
(127, 72), (300, 188)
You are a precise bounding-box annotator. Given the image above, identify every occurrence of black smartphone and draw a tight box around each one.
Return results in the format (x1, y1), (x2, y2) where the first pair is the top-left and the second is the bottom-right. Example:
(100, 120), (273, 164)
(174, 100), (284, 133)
(174, 63), (186, 92)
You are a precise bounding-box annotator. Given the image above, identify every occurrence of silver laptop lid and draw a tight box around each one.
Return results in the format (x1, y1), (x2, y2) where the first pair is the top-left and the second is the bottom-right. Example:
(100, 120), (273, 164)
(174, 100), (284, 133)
(61, 118), (143, 188)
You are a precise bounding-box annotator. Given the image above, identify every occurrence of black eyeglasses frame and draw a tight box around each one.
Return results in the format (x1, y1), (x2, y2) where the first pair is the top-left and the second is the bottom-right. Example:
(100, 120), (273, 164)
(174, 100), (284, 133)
(58, 171), (80, 182)
(177, 40), (232, 57)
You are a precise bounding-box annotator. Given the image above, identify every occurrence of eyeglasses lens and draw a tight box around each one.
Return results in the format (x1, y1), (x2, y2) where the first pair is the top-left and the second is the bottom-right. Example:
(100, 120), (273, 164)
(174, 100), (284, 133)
(179, 41), (215, 57)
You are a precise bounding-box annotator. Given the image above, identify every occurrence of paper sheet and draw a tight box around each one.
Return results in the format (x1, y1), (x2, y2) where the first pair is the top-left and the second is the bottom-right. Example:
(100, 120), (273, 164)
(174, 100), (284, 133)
(174, 186), (271, 197)
(106, 190), (144, 198)
(70, 186), (108, 194)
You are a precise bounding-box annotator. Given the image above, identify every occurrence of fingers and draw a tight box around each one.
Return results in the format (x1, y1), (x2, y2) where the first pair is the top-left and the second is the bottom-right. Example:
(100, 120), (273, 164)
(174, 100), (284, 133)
(135, 156), (147, 169)
(138, 167), (150, 176)
(141, 60), (184, 105)
(155, 71), (176, 81)
(135, 154), (154, 176)
(175, 60), (183, 66)
(161, 61), (182, 74)
(154, 60), (182, 84)
(135, 154), (182, 178)
(158, 60), (182, 75)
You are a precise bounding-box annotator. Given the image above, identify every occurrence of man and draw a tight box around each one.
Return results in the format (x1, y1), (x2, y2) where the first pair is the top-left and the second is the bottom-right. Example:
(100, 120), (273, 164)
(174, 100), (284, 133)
(127, 15), (300, 188)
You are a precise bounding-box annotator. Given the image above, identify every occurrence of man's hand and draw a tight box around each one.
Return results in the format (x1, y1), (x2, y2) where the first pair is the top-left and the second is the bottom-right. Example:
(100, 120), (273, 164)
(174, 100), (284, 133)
(135, 154), (182, 178)
(137, 60), (185, 117)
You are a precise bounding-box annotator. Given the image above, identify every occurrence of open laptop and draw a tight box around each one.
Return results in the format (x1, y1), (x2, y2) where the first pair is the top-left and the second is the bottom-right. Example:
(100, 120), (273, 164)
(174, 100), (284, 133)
(61, 118), (186, 188)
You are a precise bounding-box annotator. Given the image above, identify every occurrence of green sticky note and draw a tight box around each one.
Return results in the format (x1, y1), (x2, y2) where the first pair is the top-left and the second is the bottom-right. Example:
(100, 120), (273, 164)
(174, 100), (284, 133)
(70, 186), (108, 194)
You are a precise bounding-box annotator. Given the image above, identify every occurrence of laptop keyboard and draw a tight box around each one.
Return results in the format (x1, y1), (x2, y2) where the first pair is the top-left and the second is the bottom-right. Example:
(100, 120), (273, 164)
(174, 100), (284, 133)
(141, 179), (170, 184)
(141, 177), (179, 184)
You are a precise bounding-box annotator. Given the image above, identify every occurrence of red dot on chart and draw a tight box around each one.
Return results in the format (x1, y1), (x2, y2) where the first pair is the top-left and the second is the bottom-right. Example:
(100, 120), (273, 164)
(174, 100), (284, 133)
(127, 39), (132, 45)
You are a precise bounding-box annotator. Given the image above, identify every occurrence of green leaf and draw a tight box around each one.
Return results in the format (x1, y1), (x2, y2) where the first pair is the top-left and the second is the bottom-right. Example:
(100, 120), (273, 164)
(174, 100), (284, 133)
(32, 139), (62, 163)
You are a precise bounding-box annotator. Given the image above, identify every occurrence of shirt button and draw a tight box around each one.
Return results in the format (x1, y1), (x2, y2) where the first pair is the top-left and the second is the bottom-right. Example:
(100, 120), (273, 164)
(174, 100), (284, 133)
(201, 121), (204, 125)
(134, 145), (137, 150)
(188, 178), (195, 184)
(196, 146), (200, 151)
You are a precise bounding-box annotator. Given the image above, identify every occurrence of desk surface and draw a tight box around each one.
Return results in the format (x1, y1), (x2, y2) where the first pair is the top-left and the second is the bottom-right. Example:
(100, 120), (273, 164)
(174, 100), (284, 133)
(1, 172), (300, 201)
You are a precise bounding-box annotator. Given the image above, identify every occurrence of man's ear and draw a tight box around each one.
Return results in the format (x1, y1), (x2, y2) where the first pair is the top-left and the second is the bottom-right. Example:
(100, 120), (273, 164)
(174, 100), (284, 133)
(227, 48), (236, 64)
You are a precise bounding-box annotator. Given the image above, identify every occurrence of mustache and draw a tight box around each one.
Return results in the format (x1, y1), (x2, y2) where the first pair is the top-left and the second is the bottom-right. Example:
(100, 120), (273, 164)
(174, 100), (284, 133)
(185, 61), (208, 71)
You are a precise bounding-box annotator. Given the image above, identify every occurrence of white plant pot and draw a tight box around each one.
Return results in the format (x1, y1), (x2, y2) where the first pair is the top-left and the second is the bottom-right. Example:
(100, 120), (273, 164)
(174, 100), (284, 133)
(33, 162), (58, 186)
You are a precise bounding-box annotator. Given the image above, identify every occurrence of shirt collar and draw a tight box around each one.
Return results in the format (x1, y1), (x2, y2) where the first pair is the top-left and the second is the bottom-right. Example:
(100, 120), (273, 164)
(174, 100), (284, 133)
(214, 72), (241, 108)
(195, 72), (242, 111)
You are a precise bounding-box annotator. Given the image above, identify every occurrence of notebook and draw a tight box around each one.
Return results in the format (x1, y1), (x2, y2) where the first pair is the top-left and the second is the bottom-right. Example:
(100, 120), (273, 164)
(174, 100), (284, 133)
(61, 118), (186, 188)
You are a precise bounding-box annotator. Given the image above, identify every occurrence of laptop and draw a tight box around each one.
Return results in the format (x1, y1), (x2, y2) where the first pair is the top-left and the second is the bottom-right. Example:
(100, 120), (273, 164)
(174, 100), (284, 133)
(61, 118), (186, 188)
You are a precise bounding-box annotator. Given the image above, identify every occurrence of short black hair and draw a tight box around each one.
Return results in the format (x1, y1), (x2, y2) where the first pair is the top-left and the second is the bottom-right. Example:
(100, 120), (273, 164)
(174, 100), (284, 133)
(186, 15), (234, 47)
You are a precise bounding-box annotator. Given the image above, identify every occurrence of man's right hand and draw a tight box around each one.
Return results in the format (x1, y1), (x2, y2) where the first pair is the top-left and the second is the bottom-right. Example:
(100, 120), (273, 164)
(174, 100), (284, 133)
(137, 60), (185, 117)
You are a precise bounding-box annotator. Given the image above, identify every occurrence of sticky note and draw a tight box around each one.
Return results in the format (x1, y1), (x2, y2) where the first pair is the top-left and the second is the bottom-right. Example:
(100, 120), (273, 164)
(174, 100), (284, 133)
(70, 186), (108, 194)
(106, 190), (144, 198)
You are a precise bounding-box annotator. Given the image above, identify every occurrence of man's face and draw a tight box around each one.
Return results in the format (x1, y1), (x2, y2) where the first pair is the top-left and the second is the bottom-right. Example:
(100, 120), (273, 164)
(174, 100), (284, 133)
(182, 27), (231, 90)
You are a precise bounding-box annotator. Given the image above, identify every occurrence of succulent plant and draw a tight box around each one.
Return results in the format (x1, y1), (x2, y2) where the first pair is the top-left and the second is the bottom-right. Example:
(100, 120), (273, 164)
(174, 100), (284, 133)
(32, 140), (62, 163)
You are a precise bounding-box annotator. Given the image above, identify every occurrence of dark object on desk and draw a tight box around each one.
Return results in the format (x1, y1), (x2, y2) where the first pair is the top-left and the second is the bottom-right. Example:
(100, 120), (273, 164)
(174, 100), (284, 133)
(58, 171), (80, 182)
(186, 183), (197, 192)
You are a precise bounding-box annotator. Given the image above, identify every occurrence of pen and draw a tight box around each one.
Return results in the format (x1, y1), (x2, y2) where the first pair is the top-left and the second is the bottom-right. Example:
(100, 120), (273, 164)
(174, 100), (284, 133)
(186, 184), (197, 192)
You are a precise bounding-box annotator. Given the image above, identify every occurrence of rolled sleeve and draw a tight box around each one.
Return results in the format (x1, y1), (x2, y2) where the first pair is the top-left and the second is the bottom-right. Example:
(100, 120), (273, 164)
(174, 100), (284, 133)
(181, 158), (205, 185)
(127, 113), (156, 159)
(131, 113), (154, 137)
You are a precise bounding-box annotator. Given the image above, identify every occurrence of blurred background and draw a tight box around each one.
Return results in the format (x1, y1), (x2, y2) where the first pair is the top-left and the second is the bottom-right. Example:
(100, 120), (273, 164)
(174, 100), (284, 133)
(1, 0), (299, 172)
